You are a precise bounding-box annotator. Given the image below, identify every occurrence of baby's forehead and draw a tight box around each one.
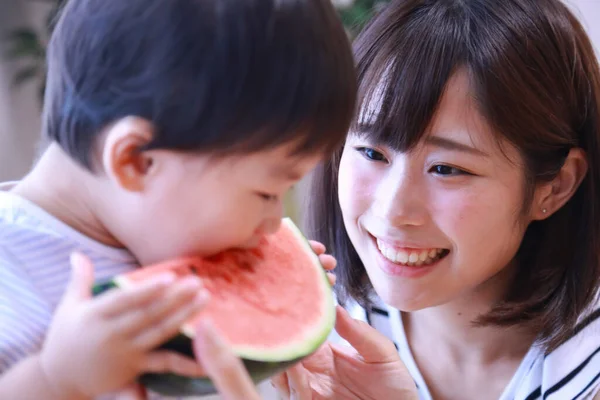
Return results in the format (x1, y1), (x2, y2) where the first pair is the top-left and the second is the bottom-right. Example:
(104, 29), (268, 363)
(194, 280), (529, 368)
(212, 146), (321, 179)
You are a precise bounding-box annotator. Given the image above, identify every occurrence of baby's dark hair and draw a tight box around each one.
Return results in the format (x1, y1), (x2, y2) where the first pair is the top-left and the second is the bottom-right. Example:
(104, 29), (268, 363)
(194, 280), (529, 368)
(43, 0), (356, 168)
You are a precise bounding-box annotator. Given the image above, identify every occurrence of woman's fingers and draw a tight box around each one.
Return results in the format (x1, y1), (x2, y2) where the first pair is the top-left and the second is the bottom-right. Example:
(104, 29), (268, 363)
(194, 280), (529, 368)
(309, 240), (326, 255)
(318, 254), (337, 271)
(309, 241), (337, 277)
(326, 272), (336, 286)
(334, 306), (398, 363)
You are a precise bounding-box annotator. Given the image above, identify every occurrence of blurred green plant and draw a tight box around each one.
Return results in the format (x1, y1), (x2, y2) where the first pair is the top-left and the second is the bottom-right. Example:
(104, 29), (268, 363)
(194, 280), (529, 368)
(336, 0), (390, 37)
(3, 0), (67, 103)
(3, 0), (389, 104)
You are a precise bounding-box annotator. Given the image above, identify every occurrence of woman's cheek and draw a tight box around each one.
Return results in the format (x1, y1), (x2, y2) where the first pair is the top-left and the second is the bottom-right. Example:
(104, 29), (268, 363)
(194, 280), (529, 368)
(432, 185), (512, 252)
(338, 161), (375, 214)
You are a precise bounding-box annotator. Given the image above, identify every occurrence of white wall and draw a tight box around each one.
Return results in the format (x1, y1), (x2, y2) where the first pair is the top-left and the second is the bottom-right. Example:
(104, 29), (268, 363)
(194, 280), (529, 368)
(566, 1), (600, 56)
(0, 1), (51, 180)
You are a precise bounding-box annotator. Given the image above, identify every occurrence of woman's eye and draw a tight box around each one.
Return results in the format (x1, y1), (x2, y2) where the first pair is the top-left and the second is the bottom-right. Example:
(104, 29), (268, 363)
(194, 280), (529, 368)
(356, 147), (387, 162)
(429, 164), (468, 176)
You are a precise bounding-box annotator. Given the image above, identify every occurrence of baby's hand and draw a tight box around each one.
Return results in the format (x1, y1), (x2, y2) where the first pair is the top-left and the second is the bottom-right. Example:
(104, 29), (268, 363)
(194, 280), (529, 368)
(38, 252), (208, 399)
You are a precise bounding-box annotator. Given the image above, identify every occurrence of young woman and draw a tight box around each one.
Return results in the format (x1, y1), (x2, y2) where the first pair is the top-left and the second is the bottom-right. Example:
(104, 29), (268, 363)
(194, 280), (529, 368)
(273, 0), (600, 398)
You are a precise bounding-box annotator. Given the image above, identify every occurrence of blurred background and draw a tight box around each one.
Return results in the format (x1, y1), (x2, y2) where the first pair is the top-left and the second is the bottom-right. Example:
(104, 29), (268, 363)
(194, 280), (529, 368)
(0, 0), (598, 226)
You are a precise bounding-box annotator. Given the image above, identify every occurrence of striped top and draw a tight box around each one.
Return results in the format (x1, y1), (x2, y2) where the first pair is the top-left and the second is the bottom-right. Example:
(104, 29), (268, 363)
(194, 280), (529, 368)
(0, 182), (277, 400)
(330, 297), (600, 400)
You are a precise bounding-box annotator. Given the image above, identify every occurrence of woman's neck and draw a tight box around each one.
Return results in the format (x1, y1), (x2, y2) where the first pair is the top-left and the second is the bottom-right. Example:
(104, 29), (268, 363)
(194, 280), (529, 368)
(402, 265), (538, 400)
(405, 263), (536, 365)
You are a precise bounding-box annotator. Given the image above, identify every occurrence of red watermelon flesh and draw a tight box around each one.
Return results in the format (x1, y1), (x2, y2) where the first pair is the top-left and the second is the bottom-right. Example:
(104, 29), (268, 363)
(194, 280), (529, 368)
(114, 218), (335, 362)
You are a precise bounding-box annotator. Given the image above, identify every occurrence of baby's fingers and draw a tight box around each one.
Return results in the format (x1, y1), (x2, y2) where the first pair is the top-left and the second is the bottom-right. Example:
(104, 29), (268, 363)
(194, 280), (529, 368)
(114, 383), (147, 400)
(92, 273), (177, 317)
(141, 351), (205, 377)
(129, 284), (209, 347)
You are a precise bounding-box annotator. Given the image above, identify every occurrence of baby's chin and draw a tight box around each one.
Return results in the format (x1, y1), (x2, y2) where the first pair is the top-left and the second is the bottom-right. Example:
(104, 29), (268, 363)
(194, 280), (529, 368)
(132, 234), (267, 265)
(235, 236), (265, 250)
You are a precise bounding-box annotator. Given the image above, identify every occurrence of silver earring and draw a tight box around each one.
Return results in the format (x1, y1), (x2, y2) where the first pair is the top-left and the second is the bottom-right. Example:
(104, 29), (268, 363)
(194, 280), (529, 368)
(542, 208), (547, 214)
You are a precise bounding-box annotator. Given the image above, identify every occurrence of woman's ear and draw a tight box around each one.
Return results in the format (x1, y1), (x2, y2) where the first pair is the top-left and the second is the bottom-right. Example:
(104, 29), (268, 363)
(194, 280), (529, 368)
(531, 148), (588, 220)
(101, 117), (155, 192)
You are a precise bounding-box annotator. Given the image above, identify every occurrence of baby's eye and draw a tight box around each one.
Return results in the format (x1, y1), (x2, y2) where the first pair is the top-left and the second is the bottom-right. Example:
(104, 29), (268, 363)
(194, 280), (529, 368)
(355, 147), (388, 162)
(429, 164), (468, 176)
(258, 192), (278, 202)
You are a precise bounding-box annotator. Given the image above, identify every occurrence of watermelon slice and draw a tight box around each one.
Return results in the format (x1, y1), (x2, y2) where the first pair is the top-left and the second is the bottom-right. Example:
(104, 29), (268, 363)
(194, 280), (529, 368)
(92, 218), (335, 396)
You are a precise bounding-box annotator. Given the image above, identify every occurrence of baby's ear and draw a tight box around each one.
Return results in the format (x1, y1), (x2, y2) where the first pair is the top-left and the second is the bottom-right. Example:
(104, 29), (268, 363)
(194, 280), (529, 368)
(101, 116), (155, 192)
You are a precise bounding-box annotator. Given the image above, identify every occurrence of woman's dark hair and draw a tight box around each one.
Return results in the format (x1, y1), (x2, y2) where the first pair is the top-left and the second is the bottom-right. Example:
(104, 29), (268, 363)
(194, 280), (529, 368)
(43, 0), (356, 169)
(308, 0), (600, 352)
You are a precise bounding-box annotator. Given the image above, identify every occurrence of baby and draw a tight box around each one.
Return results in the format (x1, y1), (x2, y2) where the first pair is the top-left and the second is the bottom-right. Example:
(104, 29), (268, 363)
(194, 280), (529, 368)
(0, 0), (356, 398)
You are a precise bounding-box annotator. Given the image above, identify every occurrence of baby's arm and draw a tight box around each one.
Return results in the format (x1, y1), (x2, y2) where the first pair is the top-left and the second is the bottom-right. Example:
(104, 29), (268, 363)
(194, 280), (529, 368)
(0, 253), (207, 399)
(0, 353), (88, 400)
(0, 253), (73, 399)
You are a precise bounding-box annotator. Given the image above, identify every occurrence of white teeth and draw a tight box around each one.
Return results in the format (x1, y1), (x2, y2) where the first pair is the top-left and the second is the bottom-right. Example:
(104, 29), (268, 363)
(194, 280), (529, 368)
(376, 239), (445, 266)
(397, 252), (409, 263)
(386, 248), (395, 262)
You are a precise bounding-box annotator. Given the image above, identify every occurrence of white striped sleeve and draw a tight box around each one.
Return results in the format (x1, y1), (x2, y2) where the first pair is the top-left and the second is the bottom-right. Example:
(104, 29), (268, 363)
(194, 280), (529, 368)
(0, 253), (52, 374)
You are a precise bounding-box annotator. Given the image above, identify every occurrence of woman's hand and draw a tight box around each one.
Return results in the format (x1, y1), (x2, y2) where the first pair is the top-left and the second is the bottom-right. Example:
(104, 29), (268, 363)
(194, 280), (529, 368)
(272, 306), (418, 400)
(309, 240), (337, 286)
(193, 319), (263, 400)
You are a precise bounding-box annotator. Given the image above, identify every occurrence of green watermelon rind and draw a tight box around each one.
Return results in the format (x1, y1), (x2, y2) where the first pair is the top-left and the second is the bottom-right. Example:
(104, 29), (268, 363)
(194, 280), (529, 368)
(92, 217), (336, 396)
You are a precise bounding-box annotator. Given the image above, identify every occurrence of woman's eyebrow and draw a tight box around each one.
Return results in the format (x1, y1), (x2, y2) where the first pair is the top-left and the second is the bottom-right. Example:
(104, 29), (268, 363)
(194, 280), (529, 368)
(426, 135), (489, 157)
